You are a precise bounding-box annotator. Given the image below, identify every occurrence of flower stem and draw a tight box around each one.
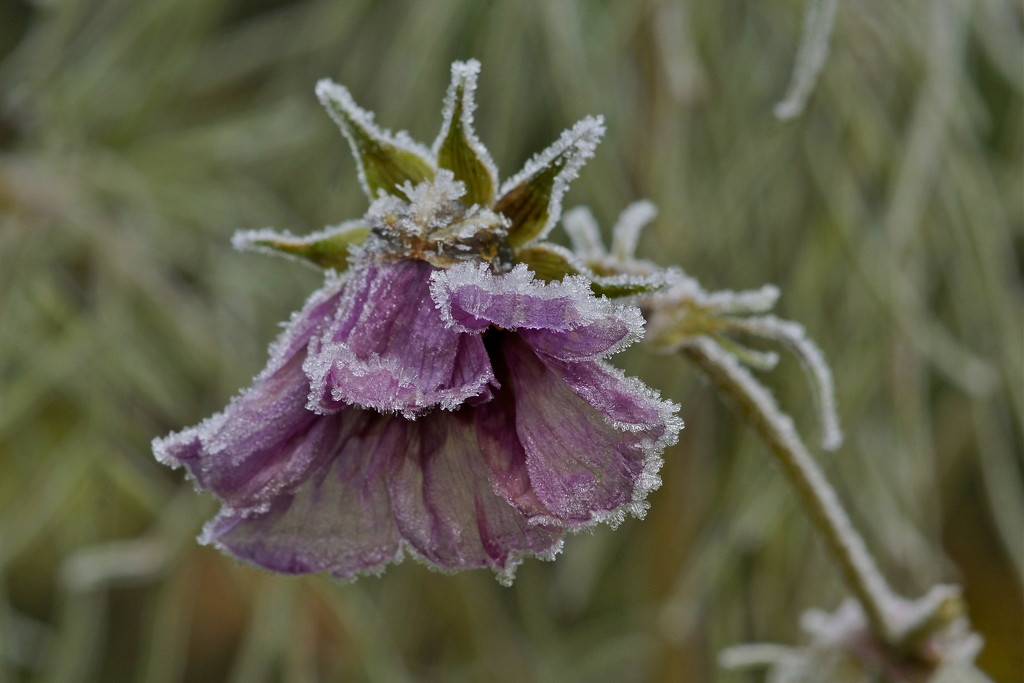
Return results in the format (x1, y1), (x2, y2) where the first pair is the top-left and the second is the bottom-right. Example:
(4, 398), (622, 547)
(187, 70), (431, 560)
(681, 337), (899, 643)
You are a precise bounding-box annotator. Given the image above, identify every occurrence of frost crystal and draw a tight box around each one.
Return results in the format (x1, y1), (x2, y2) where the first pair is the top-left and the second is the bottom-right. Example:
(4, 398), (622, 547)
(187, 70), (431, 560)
(153, 60), (681, 583)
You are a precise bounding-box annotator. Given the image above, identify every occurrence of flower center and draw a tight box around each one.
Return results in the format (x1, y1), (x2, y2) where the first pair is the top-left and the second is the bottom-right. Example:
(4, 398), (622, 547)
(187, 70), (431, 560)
(366, 170), (512, 270)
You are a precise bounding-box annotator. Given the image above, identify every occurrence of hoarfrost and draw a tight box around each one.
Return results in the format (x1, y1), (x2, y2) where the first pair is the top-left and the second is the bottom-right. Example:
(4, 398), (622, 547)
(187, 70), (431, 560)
(645, 273), (842, 451)
(703, 284), (780, 315)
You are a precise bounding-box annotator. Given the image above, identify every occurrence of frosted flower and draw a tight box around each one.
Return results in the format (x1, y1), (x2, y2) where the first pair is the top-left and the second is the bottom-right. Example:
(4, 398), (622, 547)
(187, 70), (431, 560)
(153, 60), (681, 583)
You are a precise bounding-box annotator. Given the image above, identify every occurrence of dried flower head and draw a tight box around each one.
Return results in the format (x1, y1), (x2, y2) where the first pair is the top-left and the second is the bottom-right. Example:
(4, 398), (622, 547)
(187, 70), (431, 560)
(153, 60), (681, 584)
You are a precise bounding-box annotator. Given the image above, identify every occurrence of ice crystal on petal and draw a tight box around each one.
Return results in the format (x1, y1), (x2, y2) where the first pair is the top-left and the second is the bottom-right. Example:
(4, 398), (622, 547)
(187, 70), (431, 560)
(152, 276), (348, 513)
(301, 258), (495, 418)
(430, 262), (646, 359)
(363, 171), (511, 270)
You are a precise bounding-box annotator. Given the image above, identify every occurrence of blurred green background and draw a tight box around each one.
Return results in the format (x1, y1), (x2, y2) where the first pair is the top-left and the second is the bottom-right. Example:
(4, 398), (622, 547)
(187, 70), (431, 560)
(0, 0), (1020, 681)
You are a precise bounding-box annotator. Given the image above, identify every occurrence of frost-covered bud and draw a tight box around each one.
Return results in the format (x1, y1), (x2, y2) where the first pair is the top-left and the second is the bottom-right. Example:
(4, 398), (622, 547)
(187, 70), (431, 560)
(153, 59), (682, 584)
(720, 589), (985, 683)
(642, 273), (842, 451)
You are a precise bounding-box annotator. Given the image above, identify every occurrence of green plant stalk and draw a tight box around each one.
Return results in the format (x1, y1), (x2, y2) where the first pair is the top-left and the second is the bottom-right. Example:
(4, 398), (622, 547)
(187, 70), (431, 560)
(681, 337), (899, 643)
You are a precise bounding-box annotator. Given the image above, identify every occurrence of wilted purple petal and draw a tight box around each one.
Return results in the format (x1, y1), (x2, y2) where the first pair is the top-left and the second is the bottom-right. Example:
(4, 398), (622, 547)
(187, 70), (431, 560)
(153, 281), (344, 511)
(202, 410), (404, 578)
(474, 379), (557, 523)
(431, 263), (596, 332)
(431, 263), (644, 360)
(498, 334), (673, 527)
(389, 410), (563, 579)
(516, 315), (640, 361)
(305, 258), (494, 416)
(205, 406), (562, 581)
(158, 256), (679, 578)
(539, 355), (670, 435)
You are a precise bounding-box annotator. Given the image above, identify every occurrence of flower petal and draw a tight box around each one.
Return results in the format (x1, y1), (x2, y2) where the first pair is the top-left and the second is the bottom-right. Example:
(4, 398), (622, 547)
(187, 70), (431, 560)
(474, 367), (558, 522)
(431, 262), (643, 359)
(432, 59), (498, 208)
(305, 258), (494, 416)
(201, 410), (405, 579)
(498, 334), (678, 527)
(152, 281), (344, 511)
(316, 80), (435, 200)
(389, 410), (563, 582)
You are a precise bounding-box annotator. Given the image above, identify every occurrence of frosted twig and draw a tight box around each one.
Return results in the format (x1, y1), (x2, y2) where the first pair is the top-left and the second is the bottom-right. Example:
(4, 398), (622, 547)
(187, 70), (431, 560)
(774, 0), (840, 120)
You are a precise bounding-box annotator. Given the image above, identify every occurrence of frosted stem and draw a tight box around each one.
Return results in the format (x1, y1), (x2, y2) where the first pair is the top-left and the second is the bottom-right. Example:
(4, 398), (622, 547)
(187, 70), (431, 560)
(681, 336), (899, 643)
(774, 0), (840, 120)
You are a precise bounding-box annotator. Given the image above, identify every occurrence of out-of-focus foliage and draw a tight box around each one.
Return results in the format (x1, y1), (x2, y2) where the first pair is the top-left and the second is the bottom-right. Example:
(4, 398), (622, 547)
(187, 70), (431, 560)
(0, 0), (1020, 681)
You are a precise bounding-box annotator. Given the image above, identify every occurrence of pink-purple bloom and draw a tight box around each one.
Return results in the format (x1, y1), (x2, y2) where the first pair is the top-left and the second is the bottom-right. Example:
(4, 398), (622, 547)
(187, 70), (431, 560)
(153, 60), (681, 583)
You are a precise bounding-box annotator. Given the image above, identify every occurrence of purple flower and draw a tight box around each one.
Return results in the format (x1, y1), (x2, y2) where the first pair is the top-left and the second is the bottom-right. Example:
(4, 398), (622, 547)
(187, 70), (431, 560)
(154, 60), (681, 583)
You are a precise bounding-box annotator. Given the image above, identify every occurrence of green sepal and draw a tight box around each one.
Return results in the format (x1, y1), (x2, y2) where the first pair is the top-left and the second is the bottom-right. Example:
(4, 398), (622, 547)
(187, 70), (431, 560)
(515, 244), (581, 282)
(495, 116), (605, 248)
(434, 61), (497, 207)
(590, 278), (663, 299)
(317, 80), (435, 199)
(495, 167), (560, 248)
(233, 223), (371, 271)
